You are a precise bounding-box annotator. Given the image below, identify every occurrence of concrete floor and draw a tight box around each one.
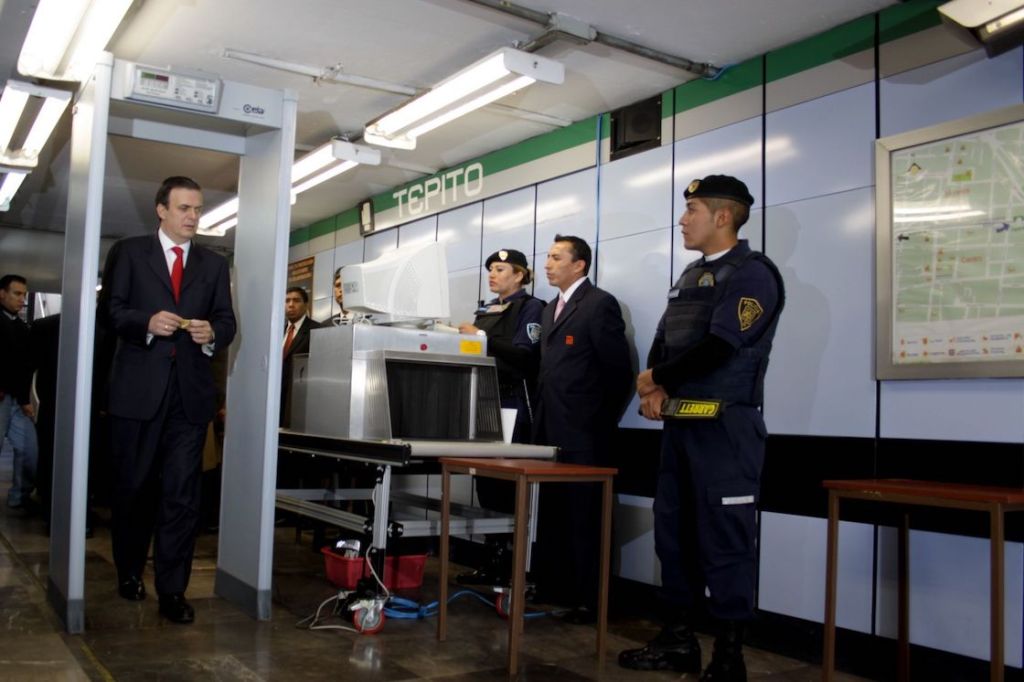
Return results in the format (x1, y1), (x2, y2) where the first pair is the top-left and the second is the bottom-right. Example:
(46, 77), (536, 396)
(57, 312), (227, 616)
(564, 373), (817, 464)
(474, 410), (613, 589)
(0, 449), (872, 681)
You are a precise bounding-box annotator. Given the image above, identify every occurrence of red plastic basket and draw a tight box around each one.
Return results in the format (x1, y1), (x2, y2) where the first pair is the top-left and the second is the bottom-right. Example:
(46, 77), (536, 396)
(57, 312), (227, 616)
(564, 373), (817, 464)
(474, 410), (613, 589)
(321, 547), (426, 590)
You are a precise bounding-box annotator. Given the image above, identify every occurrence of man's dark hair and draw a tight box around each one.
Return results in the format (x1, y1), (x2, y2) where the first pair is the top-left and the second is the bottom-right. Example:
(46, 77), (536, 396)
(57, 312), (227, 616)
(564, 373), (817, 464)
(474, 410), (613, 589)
(155, 176), (202, 208)
(553, 234), (592, 276)
(333, 267), (343, 282)
(0, 274), (27, 291)
(286, 286), (310, 304)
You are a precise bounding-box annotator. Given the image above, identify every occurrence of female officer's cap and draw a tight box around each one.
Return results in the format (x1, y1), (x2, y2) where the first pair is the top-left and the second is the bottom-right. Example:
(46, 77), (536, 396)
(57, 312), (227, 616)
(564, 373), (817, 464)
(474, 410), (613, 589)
(485, 249), (529, 270)
(684, 175), (754, 207)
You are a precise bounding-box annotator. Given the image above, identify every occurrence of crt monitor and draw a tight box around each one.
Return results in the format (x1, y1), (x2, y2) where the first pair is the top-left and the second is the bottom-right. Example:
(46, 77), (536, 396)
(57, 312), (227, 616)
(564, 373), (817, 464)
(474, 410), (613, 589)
(341, 240), (450, 319)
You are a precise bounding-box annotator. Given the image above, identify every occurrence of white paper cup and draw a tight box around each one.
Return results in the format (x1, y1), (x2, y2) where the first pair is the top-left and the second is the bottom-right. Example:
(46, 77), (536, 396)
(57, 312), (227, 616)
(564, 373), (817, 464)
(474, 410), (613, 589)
(500, 408), (517, 444)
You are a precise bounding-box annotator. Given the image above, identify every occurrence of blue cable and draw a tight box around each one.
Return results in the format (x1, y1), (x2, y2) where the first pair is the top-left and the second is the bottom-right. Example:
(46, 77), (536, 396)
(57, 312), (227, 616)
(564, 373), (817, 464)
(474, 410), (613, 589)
(382, 590), (548, 620)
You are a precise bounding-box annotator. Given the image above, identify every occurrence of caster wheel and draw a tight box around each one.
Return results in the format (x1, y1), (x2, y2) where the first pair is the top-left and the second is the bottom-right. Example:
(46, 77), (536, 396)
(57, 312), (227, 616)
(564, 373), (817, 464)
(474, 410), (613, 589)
(495, 593), (510, 619)
(353, 607), (385, 634)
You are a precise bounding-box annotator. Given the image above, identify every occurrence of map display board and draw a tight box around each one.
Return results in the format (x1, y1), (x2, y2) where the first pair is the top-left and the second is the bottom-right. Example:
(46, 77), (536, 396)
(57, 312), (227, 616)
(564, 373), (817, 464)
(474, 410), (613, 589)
(876, 103), (1024, 379)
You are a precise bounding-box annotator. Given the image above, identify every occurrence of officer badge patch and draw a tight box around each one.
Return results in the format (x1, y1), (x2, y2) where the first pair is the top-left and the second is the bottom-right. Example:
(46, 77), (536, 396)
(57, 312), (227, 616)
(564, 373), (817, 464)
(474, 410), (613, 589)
(698, 272), (715, 287)
(737, 297), (764, 331)
(498, 250), (509, 261)
(527, 322), (541, 343)
(687, 179), (700, 194)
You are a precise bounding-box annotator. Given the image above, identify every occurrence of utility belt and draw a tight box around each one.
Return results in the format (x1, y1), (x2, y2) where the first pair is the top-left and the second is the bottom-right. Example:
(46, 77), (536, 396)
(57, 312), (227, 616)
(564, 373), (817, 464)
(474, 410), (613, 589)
(661, 398), (726, 420)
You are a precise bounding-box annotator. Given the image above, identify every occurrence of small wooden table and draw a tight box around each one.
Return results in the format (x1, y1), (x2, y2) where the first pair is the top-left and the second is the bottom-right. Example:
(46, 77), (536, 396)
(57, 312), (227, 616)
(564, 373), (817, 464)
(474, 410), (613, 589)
(437, 457), (617, 676)
(822, 478), (1024, 682)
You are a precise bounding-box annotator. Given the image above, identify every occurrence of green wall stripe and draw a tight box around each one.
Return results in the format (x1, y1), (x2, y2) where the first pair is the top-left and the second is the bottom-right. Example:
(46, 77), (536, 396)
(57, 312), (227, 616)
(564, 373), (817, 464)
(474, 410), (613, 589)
(289, 226), (309, 247)
(600, 112), (610, 139)
(661, 89), (674, 119)
(308, 216), (336, 240)
(766, 16), (875, 82)
(335, 206), (359, 231)
(370, 116), (598, 213)
(880, 0), (943, 44)
(674, 56), (763, 114)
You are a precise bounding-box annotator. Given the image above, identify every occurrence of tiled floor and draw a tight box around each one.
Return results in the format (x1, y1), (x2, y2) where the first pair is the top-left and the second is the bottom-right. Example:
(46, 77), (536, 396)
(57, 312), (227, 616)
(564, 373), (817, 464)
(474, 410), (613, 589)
(0, 451), (871, 681)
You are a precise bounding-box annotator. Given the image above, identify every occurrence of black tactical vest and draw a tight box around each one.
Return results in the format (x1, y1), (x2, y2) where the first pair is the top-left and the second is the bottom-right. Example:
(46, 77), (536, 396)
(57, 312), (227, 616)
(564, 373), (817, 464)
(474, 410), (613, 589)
(663, 243), (785, 406)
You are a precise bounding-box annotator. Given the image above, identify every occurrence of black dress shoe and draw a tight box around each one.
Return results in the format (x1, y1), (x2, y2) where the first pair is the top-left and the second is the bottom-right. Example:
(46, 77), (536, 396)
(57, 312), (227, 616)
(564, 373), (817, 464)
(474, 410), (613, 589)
(158, 593), (195, 624)
(117, 576), (146, 601)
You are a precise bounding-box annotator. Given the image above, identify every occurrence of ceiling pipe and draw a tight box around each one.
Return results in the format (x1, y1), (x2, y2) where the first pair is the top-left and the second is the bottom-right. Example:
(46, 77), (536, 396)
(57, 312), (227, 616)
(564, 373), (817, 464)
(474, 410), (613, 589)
(463, 0), (721, 78)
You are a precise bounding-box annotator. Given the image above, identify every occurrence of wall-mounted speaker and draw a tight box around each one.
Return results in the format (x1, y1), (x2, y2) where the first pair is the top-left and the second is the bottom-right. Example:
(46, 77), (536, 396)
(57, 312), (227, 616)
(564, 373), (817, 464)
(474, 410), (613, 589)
(610, 94), (662, 161)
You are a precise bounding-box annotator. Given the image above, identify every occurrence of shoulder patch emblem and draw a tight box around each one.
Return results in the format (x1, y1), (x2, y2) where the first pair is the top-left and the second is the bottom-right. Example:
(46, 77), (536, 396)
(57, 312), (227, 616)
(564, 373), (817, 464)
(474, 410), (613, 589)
(526, 322), (541, 343)
(698, 271), (715, 287)
(738, 297), (764, 331)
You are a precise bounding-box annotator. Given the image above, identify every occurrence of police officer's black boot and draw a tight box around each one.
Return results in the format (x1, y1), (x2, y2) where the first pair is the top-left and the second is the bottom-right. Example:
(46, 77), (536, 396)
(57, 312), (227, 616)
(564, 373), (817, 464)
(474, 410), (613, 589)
(699, 620), (746, 681)
(618, 618), (701, 672)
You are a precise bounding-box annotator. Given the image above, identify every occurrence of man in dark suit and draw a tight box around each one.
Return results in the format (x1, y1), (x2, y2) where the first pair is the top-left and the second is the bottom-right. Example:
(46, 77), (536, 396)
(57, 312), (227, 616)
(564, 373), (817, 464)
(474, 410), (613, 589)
(0, 274), (37, 512)
(280, 286), (320, 428)
(101, 176), (236, 624)
(533, 234), (632, 622)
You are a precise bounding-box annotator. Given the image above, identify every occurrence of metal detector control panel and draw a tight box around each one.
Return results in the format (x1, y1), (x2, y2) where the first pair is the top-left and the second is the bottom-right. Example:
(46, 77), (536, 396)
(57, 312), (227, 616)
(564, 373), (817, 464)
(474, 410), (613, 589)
(125, 63), (221, 113)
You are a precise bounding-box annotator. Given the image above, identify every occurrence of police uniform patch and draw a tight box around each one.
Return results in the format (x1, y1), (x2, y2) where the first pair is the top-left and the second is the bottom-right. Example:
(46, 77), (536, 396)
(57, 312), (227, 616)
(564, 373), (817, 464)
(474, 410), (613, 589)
(498, 249), (509, 261)
(687, 179), (700, 194)
(526, 322), (541, 343)
(738, 297), (764, 331)
(698, 272), (715, 287)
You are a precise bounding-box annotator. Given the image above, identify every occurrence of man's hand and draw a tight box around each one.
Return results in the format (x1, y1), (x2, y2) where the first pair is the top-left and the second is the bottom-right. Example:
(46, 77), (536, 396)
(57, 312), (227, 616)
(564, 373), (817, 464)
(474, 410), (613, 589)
(636, 369), (659, 397)
(457, 323), (480, 335)
(148, 311), (184, 337)
(185, 319), (216, 345)
(20, 403), (35, 419)
(640, 387), (668, 421)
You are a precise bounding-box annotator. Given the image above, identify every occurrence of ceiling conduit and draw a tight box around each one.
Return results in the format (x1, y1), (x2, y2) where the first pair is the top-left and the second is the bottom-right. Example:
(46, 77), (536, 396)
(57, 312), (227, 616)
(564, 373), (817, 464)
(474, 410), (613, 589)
(463, 0), (721, 78)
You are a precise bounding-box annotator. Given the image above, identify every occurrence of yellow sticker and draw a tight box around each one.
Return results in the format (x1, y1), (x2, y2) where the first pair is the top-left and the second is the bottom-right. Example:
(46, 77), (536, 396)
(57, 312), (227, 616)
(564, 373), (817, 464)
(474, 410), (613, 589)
(738, 297), (764, 331)
(459, 340), (483, 355)
(674, 400), (721, 418)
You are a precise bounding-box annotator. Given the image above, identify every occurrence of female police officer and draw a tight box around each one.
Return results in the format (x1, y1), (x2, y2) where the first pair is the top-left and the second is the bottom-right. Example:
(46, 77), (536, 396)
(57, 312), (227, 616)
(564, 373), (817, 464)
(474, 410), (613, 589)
(456, 248), (544, 584)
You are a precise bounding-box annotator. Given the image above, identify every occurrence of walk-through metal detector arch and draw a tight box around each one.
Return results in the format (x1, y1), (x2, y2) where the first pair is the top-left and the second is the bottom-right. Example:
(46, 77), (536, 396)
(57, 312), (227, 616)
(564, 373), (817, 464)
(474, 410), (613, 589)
(51, 52), (297, 632)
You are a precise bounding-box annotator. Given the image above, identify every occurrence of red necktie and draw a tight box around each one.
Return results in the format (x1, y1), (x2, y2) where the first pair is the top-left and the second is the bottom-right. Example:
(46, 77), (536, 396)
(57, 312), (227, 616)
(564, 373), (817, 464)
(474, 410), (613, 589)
(170, 246), (184, 303)
(283, 323), (296, 357)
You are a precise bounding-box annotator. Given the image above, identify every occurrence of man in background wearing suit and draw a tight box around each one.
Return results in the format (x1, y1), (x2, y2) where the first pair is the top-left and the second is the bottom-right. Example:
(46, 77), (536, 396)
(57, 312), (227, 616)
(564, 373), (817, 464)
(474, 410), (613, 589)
(533, 234), (632, 623)
(102, 176), (236, 624)
(280, 286), (320, 428)
(329, 268), (355, 326)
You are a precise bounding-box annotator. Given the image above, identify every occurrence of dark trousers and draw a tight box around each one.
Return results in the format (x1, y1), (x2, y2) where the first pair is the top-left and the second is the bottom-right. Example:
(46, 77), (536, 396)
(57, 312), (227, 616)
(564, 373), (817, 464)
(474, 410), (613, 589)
(654, 406), (766, 621)
(110, 374), (207, 595)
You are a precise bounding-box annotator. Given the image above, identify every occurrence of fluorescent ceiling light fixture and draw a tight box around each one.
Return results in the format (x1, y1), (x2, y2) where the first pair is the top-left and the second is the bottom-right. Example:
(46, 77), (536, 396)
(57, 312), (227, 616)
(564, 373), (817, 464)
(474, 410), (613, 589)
(0, 171), (29, 212)
(938, 0), (1024, 56)
(18, 0), (133, 81)
(364, 47), (564, 150)
(0, 81), (72, 167)
(198, 140), (380, 234)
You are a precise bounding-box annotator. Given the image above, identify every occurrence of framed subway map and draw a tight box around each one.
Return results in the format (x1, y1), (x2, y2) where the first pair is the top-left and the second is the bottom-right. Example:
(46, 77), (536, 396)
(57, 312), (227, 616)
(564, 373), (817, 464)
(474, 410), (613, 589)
(876, 103), (1024, 379)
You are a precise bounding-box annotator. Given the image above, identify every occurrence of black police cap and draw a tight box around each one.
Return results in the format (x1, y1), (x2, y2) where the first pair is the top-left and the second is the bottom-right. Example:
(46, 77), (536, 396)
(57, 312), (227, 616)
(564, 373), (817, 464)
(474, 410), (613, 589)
(485, 249), (529, 270)
(684, 174), (754, 207)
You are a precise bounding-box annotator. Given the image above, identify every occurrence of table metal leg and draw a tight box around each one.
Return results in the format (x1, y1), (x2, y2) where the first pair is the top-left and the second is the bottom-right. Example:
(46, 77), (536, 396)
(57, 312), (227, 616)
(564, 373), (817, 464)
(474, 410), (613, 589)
(898, 512), (909, 682)
(823, 491), (839, 681)
(990, 504), (1004, 682)
(438, 467), (451, 642)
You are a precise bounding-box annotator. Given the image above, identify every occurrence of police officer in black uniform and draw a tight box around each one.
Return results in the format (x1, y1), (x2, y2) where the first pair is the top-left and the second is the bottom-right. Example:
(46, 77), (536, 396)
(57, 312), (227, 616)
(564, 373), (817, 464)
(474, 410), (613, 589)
(619, 176), (784, 681)
(456, 248), (544, 584)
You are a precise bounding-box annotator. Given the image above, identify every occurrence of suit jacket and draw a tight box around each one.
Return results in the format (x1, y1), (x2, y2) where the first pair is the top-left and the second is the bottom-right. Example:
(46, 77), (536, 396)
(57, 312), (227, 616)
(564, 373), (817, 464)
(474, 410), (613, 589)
(0, 311), (32, 404)
(102, 234), (236, 425)
(534, 278), (632, 463)
(281, 316), (321, 425)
